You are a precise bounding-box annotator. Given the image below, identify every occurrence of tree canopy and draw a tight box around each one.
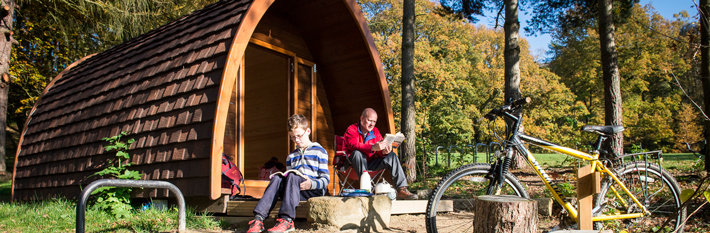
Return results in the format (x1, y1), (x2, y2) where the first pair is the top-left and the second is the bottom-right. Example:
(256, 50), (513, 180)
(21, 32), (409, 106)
(6, 0), (217, 167)
(5, 0), (705, 169)
(361, 0), (583, 154)
(549, 4), (703, 152)
(360, 0), (702, 154)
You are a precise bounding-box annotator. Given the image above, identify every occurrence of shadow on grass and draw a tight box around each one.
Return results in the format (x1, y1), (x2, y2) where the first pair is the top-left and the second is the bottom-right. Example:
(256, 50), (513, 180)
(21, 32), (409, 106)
(1, 173), (11, 203)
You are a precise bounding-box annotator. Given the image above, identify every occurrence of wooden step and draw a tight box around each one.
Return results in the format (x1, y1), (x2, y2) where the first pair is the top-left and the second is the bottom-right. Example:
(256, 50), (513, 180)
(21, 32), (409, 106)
(226, 200), (310, 218)
(225, 199), (452, 217)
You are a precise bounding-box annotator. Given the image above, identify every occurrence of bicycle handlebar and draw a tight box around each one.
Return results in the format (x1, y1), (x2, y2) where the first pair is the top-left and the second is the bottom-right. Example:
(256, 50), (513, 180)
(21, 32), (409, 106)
(483, 97), (531, 121)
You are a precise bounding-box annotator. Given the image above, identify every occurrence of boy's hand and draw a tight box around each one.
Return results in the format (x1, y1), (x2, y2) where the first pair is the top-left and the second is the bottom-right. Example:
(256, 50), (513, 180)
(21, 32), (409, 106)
(300, 178), (312, 190)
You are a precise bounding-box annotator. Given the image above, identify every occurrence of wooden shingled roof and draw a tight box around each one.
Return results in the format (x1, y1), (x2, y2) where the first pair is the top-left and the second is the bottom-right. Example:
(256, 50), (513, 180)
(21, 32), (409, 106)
(13, 0), (395, 201)
(13, 0), (253, 200)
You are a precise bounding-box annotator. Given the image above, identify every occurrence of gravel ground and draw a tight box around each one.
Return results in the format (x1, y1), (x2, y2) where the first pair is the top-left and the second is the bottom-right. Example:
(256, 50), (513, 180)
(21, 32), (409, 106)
(221, 214), (428, 233)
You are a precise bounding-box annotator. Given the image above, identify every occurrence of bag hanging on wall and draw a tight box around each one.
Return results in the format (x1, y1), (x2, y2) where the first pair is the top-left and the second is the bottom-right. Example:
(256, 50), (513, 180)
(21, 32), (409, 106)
(221, 154), (245, 199)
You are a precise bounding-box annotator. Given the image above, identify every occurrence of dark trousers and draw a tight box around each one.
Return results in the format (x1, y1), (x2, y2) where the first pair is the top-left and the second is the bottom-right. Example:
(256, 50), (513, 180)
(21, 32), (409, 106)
(347, 150), (408, 188)
(253, 174), (324, 220)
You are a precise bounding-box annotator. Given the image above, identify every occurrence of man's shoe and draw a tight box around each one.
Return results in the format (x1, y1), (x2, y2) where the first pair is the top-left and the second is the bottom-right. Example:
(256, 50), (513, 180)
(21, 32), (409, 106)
(266, 218), (294, 233)
(246, 219), (265, 233)
(396, 187), (418, 200)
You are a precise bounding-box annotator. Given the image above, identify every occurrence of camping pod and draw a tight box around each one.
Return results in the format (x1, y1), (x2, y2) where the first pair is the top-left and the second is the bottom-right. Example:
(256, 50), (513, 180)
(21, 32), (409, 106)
(12, 0), (394, 206)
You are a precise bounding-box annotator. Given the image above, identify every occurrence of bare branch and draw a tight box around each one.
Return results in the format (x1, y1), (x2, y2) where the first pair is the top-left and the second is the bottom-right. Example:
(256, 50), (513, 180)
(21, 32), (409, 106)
(669, 69), (710, 121)
(494, 5), (504, 29)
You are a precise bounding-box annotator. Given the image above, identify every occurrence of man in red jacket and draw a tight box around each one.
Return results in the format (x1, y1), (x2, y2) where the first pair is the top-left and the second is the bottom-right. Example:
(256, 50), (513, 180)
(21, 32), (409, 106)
(343, 108), (417, 200)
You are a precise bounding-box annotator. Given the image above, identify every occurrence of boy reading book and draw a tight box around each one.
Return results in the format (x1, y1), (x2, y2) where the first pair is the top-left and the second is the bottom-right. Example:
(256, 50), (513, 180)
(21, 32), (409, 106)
(246, 115), (330, 233)
(268, 169), (309, 180)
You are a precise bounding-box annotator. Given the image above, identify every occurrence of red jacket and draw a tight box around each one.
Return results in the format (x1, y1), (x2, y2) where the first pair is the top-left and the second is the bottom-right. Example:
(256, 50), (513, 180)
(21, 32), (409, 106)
(343, 123), (383, 161)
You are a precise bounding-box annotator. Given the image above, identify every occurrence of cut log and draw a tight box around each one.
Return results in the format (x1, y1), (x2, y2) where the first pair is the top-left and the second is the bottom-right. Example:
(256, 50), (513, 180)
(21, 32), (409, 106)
(473, 195), (538, 233)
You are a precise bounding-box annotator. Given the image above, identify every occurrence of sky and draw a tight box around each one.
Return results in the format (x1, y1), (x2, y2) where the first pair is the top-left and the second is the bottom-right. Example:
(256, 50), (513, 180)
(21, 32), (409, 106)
(477, 0), (698, 61)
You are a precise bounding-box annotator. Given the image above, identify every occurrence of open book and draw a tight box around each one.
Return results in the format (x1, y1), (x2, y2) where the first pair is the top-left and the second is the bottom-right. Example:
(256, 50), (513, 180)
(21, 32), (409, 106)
(382, 132), (406, 148)
(269, 169), (309, 180)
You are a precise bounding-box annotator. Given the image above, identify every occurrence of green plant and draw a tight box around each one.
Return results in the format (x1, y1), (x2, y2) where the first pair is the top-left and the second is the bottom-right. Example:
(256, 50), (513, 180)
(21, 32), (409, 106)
(540, 182), (576, 199)
(630, 143), (648, 154)
(426, 164), (454, 178)
(692, 160), (705, 172)
(90, 131), (141, 218)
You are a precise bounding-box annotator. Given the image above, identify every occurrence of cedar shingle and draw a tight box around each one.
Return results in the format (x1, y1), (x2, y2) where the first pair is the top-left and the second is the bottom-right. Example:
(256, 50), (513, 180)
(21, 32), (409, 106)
(15, 0), (251, 200)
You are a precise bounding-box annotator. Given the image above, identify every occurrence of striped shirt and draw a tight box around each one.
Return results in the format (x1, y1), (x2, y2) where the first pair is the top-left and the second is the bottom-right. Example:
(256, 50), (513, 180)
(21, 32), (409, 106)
(286, 142), (330, 190)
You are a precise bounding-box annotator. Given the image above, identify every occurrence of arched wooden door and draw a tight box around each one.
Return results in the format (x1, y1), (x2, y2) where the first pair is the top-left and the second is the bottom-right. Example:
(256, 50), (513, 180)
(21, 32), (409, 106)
(242, 45), (291, 179)
(238, 41), (318, 189)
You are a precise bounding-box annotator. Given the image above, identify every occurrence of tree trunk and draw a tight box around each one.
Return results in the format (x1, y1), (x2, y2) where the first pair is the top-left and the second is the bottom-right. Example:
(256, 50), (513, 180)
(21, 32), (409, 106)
(503, 0), (525, 169)
(401, 0), (416, 183)
(701, 0), (710, 172)
(473, 195), (538, 233)
(0, 0), (15, 174)
(597, 0), (624, 157)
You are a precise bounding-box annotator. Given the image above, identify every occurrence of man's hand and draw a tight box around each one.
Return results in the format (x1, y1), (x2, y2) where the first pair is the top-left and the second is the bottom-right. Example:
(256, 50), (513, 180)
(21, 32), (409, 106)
(300, 178), (312, 190)
(371, 140), (388, 152)
(381, 143), (393, 154)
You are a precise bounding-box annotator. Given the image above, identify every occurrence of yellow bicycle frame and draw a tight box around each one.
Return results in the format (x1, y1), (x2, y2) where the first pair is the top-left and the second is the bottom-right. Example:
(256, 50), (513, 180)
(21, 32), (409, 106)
(514, 134), (649, 222)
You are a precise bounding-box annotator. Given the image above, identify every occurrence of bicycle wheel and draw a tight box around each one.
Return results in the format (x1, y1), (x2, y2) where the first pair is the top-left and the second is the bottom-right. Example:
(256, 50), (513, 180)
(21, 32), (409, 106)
(425, 163), (528, 233)
(595, 161), (686, 232)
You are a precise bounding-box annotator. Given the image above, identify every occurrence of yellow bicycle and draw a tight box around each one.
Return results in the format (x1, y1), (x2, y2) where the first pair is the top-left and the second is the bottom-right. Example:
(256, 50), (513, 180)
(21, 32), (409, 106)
(425, 98), (686, 232)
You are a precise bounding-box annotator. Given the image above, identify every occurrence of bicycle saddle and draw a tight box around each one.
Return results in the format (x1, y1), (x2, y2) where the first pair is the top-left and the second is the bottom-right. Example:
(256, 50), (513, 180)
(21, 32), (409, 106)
(581, 125), (624, 135)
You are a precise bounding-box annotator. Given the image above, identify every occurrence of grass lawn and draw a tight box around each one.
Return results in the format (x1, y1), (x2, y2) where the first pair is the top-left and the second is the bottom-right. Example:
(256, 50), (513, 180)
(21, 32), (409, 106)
(425, 152), (701, 171)
(426, 152), (575, 169)
(662, 153), (702, 171)
(0, 179), (223, 232)
(416, 152), (704, 190)
(0, 199), (223, 232)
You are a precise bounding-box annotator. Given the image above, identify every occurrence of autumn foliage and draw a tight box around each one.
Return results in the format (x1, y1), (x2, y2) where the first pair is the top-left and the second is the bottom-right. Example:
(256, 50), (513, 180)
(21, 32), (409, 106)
(362, 0), (702, 153)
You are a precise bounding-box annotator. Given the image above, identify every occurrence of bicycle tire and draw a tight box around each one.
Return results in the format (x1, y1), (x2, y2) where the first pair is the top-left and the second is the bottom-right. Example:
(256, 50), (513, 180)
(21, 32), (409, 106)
(594, 161), (686, 232)
(425, 163), (528, 233)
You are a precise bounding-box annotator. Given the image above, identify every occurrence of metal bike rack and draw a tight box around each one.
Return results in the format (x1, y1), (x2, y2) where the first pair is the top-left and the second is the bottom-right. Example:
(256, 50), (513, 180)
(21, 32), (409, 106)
(464, 144), (475, 163)
(447, 145), (460, 167)
(76, 179), (186, 233)
(434, 146), (445, 166)
(474, 142), (489, 163)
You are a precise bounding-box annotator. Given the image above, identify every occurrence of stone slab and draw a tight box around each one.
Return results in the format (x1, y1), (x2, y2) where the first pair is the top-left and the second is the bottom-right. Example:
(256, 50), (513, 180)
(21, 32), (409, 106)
(307, 195), (391, 231)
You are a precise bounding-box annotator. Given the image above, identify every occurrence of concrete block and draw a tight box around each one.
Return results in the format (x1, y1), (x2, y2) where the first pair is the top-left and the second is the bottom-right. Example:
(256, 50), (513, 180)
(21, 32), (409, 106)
(307, 195), (391, 231)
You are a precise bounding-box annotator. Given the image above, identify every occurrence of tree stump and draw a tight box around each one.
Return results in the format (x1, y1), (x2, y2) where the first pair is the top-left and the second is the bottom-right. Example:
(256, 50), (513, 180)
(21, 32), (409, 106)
(473, 195), (538, 233)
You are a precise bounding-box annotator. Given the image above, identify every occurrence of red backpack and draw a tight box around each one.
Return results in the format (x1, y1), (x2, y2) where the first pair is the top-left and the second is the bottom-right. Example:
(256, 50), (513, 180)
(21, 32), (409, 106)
(221, 154), (244, 198)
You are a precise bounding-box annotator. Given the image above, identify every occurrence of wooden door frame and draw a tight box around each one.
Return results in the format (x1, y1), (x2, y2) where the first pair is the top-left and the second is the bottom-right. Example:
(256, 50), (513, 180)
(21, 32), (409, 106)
(237, 38), (317, 181)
